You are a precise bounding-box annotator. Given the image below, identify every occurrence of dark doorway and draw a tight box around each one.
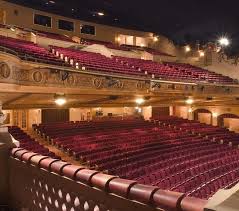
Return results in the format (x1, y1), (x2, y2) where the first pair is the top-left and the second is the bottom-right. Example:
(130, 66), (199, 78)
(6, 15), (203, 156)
(152, 107), (170, 119)
(41, 109), (69, 123)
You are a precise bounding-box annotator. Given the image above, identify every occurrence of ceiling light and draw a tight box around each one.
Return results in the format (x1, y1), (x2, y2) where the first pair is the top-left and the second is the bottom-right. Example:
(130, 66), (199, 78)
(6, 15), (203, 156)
(10, 27), (15, 32)
(153, 36), (159, 42)
(135, 98), (145, 105)
(31, 32), (36, 36)
(185, 46), (191, 52)
(219, 37), (230, 47)
(199, 51), (205, 57)
(97, 12), (104, 16)
(185, 98), (194, 105)
(54, 94), (66, 106)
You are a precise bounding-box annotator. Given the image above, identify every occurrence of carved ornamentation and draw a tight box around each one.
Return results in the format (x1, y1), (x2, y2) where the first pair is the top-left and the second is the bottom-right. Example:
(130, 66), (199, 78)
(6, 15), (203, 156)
(32, 71), (43, 83)
(0, 62), (11, 79)
(93, 78), (103, 89)
(136, 81), (146, 90)
(66, 74), (75, 86)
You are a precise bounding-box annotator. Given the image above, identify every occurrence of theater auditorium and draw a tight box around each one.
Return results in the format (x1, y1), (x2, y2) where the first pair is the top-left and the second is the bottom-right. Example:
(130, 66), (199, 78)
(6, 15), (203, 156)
(0, 0), (239, 210)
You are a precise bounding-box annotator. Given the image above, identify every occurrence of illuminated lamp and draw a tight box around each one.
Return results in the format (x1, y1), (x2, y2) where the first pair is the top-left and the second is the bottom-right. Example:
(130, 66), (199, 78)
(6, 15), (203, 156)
(185, 98), (194, 105)
(54, 94), (66, 106)
(135, 98), (145, 105)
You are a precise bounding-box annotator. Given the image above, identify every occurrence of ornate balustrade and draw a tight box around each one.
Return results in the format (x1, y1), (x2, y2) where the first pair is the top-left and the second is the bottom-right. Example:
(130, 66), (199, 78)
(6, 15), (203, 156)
(4, 147), (207, 211)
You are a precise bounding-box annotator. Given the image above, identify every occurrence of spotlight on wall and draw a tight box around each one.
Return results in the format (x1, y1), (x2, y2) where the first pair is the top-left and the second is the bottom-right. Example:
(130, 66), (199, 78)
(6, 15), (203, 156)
(188, 108), (193, 113)
(219, 37), (230, 47)
(212, 112), (218, 118)
(135, 98), (145, 105)
(54, 94), (66, 106)
(185, 98), (194, 105)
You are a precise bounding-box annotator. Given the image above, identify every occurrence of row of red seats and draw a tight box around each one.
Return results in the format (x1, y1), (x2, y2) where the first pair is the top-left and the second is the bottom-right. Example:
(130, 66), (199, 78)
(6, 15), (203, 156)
(114, 56), (236, 84)
(34, 118), (239, 199)
(0, 35), (70, 67)
(8, 126), (60, 159)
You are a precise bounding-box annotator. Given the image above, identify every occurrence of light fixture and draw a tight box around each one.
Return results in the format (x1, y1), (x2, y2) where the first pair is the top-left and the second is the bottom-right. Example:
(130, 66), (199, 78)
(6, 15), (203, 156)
(188, 108), (193, 113)
(185, 98), (194, 105)
(185, 46), (191, 52)
(97, 12), (104, 16)
(219, 37), (230, 47)
(199, 51), (205, 57)
(31, 32), (36, 36)
(116, 37), (121, 42)
(135, 98), (145, 105)
(140, 43), (145, 47)
(10, 27), (15, 32)
(54, 94), (66, 106)
(212, 112), (218, 117)
(153, 36), (159, 42)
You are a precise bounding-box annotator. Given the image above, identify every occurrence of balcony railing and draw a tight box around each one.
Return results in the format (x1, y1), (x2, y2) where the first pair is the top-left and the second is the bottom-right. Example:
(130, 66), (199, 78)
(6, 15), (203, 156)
(0, 144), (207, 211)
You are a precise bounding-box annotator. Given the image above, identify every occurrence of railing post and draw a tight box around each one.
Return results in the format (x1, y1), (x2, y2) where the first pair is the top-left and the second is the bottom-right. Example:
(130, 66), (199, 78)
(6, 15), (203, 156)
(0, 142), (9, 208)
(0, 124), (17, 209)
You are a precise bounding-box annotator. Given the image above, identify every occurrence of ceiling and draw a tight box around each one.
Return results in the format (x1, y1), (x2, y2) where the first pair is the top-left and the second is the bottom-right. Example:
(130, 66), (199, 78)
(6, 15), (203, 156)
(6, 0), (239, 52)
(2, 92), (239, 110)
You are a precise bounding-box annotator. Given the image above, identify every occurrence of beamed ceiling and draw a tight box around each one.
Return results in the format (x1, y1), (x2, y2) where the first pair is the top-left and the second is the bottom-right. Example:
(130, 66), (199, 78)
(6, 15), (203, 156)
(2, 92), (239, 110)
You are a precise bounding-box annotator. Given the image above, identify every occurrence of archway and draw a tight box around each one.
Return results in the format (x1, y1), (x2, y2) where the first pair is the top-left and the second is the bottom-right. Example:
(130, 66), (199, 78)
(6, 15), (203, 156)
(217, 113), (239, 128)
(193, 109), (212, 124)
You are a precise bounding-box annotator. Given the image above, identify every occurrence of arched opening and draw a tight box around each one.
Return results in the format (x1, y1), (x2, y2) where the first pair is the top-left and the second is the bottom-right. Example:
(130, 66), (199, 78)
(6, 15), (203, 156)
(217, 113), (239, 130)
(193, 109), (212, 124)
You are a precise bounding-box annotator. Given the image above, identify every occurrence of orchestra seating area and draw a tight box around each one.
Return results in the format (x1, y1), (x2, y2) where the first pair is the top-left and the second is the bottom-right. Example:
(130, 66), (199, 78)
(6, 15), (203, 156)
(33, 117), (239, 200)
(8, 126), (59, 159)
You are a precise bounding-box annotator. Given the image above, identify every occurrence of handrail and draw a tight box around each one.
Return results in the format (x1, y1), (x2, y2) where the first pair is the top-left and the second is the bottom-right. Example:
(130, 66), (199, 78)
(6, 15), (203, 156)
(8, 148), (207, 211)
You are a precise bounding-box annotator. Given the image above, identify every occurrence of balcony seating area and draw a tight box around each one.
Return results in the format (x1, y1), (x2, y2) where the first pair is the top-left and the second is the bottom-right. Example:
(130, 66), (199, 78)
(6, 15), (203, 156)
(33, 117), (239, 199)
(114, 56), (236, 84)
(0, 33), (236, 84)
(8, 126), (59, 159)
(49, 44), (236, 83)
(50, 46), (145, 76)
(0, 35), (70, 66)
